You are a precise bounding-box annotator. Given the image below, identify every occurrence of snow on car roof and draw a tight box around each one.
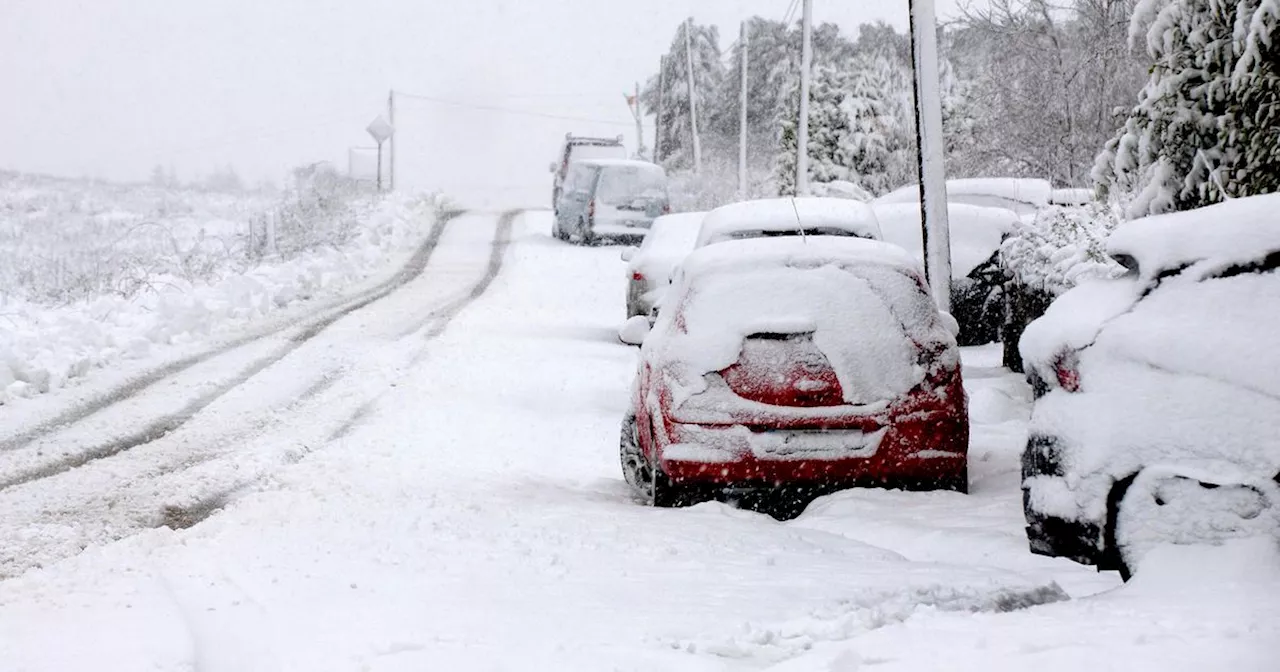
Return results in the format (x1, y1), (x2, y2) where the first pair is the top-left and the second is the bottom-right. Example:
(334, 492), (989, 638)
(630, 212), (704, 270)
(679, 234), (921, 281)
(574, 158), (664, 172)
(876, 178), (1053, 208)
(1107, 193), (1280, 278)
(695, 197), (882, 247)
(872, 202), (1017, 279)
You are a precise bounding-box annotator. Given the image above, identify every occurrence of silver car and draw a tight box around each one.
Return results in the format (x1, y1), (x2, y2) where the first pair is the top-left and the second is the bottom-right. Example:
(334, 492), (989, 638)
(620, 211), (704, 318)
(553, 159), (669, 245)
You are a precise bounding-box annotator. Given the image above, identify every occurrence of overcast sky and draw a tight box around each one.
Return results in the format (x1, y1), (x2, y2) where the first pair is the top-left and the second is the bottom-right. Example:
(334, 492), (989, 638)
(1, 0), (962, 207)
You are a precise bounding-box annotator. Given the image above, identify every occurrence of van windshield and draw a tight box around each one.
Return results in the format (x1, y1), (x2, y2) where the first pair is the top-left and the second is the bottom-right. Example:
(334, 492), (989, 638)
(596, 166), (667, 205)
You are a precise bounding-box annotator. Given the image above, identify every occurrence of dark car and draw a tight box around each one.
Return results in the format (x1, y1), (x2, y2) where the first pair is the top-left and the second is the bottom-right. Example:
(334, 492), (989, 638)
(1019, 194), (1280, 580)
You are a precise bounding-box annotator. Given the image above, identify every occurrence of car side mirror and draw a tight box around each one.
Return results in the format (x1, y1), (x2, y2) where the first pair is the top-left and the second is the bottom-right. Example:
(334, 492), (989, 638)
(620, 246), (639, 262)
(939, 311), (960, 338)
(618, 315), (651, 346)
(548, 162), (558, 173)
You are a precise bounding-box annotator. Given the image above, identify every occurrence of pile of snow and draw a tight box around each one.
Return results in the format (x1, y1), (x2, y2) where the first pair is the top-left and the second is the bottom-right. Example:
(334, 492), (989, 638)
(1000, 203), (1125, 296)
(810, 180), (874, 202)
(695, 197), (882, 248)
(0, 192), (444, 404)
(872, 202), (1018, 279)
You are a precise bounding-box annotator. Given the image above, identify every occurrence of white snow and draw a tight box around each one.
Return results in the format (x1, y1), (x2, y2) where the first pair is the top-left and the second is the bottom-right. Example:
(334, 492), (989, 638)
(1107, 192), (1280, 279)
(872, 201), (1017, 278)
(875, 178), (1052, 216)
(695, 197), (883, 248)
(0, 174), (445, 405)
(627, 211), (704, 277)
(0, 208), (1272, 670)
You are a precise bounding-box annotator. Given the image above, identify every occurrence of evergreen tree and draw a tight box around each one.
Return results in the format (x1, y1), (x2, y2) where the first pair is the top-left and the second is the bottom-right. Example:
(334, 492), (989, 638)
(1094, 0), (1280, 216)
(640, 20), (725, 171)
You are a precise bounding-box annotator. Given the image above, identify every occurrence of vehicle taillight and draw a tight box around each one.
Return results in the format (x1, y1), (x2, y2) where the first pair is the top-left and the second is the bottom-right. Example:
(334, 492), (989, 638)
(1053, 351), (1081, 392)
(720, 332), (844, 407)
(662, 203), (671, 215)
(588, 199), (596, 223)
(631, 271), (644, 282)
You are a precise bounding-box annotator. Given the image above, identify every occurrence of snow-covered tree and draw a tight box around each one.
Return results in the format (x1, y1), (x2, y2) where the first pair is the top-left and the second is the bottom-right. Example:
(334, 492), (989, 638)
(1094, 0), (1280, 216)
(640, 20), (725, 171)
(774, 54), (911, 197)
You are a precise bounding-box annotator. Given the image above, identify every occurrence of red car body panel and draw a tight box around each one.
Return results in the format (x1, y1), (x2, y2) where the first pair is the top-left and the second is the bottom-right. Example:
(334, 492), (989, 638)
(633, 361), (968, 487)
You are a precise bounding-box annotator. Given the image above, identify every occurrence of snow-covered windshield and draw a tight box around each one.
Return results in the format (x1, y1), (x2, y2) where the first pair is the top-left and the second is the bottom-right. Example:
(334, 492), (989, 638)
(595, 165), (666, 205)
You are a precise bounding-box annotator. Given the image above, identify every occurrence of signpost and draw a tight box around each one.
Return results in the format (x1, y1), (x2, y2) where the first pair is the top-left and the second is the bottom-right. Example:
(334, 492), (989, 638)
(366, 115), (395, 192)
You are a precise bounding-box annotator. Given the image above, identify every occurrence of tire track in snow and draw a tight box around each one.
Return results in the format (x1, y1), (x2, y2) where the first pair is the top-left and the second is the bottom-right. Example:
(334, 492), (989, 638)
(0, 210), (466, 491)
(126, 209), (518, 531)
(0, 209), (466, 455)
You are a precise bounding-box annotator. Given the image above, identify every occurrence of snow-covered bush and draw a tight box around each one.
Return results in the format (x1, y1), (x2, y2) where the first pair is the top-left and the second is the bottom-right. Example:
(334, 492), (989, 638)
(1000, 203), (1126, 296)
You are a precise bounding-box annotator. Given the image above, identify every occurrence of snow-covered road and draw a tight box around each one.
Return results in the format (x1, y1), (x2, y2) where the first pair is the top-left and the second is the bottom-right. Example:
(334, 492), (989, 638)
(0, 211), (1275, 671)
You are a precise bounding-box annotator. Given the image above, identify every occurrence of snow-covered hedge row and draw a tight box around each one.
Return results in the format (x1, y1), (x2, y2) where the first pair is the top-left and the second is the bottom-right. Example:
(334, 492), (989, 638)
(0, 191), (445, 404)
(999, 203), (1126, 296)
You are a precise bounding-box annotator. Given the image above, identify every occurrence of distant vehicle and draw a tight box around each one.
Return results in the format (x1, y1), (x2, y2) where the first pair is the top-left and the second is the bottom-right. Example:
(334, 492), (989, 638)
(872, 202), (1018, 345)
(553, 159), (669, 245)
(694, 197), (882, 248)
(1019, 194), (1280, 581)
(876, 178), (1052, 219)
(550, 134), (627, 210)
(620, 236), (968, 511)
(620, 211), (704, 319)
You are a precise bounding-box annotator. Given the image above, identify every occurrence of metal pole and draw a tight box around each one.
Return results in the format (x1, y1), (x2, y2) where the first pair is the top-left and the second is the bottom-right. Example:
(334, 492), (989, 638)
(909, 0), (952, 310)
(634, 81), (644, 159)
(683, 18), (702, 174)
(376, 140), (383, 192)
(795, 0), (813, 196)
(656, 55), (666, 163)
(388, 90), (396, 192)
(738, 20), (749, 197)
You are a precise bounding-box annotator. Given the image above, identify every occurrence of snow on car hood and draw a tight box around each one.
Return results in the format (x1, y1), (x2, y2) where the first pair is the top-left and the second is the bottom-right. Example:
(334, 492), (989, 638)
(872, 202), (1017, 279)
(652, 263), (929, 407)
(1107, 193), (1280, 280)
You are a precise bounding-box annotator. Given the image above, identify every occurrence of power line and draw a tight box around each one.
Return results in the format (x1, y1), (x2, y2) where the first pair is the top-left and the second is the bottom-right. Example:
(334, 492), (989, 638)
(392, 90), (631, 128)
(782, 0), (801, 25)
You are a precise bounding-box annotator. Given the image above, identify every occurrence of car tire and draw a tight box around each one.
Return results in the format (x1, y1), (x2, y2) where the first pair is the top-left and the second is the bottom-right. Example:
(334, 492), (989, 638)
(579, 218), (596, 247)
(619, 410), (696, 508)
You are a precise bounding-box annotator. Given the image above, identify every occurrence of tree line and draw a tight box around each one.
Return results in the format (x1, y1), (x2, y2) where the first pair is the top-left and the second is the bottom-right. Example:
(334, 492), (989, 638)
(644, 0), (1278, 217)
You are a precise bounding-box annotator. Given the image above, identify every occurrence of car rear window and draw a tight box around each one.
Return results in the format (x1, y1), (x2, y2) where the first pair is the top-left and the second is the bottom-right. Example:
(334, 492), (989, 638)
(596, 166), (666, 205)
(664, 262), (940, 404)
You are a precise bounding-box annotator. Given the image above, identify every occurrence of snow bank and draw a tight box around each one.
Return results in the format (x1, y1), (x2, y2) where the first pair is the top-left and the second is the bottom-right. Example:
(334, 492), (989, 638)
(696, 197), (882, 247)
(872, 202), (1017, 279)
(0, 193), (443, 404)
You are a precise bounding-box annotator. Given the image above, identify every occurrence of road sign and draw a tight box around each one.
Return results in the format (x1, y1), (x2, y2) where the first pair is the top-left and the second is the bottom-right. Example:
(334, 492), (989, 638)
(366, 115), (394, 143)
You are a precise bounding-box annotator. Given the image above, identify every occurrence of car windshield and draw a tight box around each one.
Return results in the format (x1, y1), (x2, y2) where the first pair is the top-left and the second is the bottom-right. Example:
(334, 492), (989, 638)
(595, 166), (665, 204)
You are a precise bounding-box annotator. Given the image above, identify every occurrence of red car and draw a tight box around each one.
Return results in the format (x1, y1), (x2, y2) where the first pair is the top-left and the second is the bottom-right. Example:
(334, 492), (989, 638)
(620, 236), (968, 509)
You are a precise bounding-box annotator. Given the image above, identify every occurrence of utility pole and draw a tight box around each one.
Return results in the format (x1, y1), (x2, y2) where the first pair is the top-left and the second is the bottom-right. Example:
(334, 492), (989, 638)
(795, 0), (814, 196)
(738, 20), (749, 197)
(634, 81), (645, 160)
(909, 0), (952, 311)
(656, 55), (667, 163)
(683, 18), (702, 174)
(388, 90), (396, 192)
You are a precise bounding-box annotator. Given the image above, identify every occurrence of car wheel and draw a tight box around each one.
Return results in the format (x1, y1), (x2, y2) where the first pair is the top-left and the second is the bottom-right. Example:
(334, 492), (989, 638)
(619, 411), (697, 508)
(1109, 469), (1279, 581)
(579, 218), (596, 246)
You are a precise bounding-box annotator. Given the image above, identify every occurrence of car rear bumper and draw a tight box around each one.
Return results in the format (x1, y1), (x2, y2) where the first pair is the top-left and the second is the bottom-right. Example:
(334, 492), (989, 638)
(657, 412), (967, 485)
